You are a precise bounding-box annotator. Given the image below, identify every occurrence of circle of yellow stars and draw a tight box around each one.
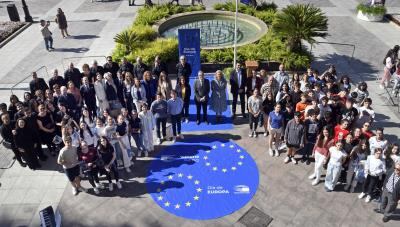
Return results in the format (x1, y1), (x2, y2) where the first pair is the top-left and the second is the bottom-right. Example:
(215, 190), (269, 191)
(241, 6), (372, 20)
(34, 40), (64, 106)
(156, 173), (202, 210)
(202, 143), (245, 173)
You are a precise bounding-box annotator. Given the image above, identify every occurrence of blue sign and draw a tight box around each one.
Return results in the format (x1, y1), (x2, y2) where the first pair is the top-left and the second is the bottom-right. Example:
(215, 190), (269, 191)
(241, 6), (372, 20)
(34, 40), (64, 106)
(240, 0), (251, 5)
(178, 29), (201, 79)
(146, 137), (259, 220)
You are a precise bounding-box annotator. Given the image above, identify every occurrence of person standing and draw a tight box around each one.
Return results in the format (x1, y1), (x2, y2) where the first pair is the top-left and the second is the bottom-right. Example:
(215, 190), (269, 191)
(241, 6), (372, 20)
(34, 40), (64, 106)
(359, 148), (386, 203)
(55, 8), (69, 38)
(142, 71), (157, 107)
(176, 55), (192, 82)
(133, 57), (148, 80)
(64, 63), (82, 88)
(302, 110), (320, 165)
(40, 20), (54, 51)
(80, 77), (97, 117)
(58, 136), (86, 195)
(0, 114), (26, 167)
(97, 136), (122, 191)
(13, 118), (41, 170)
(167, 90), (184, 142)
(210, 70), (227, 123)
(246, 69), (262, 99)
(152, 56), (168, 79)
(274, 64), (289, 89)
(194, 71), (210, 125)
(131, 77), (147, 112)
(139, 103), (154, 156)
(49, 69), (66, 90)
(29, 72), (49, 95)
(103, 56), (120, 79)
(324, 140), (347, 192)
(284, 112), (305, 164)
(230, 62), (247, 119)
(150, 93), (168, 145)
(268, 103), (284, 157)
(374, 162), (400, 223)
(247, 88), (262, 138)
(175, 76), (191, 123)
(78, 141), (104, 195)
(94, 73), (109, 114)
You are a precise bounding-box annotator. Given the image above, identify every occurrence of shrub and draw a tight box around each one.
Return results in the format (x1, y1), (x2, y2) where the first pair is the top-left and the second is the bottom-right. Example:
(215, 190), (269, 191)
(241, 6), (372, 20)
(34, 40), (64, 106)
(356, 3), (386, 15)
(254, 9), (276, 25)
(114, 29), (138, 54)
(130, 24), (158, 42)
(256, 2), (278, 11)
(126, 38), (179, 65)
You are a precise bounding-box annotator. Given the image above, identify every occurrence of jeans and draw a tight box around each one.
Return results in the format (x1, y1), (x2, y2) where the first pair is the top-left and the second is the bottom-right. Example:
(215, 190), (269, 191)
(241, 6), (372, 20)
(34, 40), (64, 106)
(156, 117), (167, 138)
(312, 152), (325, 182)
(324, 162), (342, 190)
(131, 133), (142, 152)
(171, 114), (182, 136)
(44, 36), (53, 50)
(249, 114), (259, 131)
(87, 167), (100, 188)
(303, 142), (315, 158)
(362, 174), (380, 195)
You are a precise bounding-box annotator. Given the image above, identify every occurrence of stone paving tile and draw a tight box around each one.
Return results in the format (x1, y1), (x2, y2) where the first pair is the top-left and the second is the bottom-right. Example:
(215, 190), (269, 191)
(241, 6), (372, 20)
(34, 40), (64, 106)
(22, 188), (46, 204)
(0, 204), (19, 226)
(0, 0), (60, 17)
(2, 189), (28, 205)
(75, 0), (124, 13)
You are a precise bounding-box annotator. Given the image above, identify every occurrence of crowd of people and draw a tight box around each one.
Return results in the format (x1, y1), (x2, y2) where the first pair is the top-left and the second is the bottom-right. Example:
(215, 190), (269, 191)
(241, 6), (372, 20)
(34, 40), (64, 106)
(0, 52), (399, 222)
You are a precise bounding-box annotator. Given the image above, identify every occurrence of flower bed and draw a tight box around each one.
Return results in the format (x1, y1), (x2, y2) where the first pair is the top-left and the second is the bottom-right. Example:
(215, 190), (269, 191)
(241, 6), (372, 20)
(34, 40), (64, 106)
(0, 21), (26, 43)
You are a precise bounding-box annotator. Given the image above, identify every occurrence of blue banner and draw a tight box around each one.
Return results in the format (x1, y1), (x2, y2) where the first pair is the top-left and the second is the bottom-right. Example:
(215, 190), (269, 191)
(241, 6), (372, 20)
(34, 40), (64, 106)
(178, 29), (201, 79)
(240, 0), (251, 5)
(146, 137), (259, 220)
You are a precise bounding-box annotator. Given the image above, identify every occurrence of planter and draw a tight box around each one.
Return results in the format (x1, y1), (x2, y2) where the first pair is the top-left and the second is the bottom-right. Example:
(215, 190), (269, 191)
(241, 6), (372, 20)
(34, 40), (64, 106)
(357, 10), (384, 22)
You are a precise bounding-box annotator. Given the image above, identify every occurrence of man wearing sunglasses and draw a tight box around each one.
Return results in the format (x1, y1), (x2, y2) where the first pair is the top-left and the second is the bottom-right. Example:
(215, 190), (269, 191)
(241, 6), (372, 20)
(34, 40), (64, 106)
(375, 162), (400, 222)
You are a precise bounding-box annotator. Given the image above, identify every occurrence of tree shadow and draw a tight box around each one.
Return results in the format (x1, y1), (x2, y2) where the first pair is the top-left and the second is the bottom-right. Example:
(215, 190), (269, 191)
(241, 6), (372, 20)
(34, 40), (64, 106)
(70, 35), (99, 40)
(52, 47), (89, 53)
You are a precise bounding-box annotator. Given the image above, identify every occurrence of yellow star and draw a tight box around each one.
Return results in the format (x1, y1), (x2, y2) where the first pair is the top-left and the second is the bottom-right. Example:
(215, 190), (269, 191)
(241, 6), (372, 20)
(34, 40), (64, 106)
(175, 204), (180, 209)
(157, 196), (163, 201)
(231, 166), (237, 171)
(194, 180), (200, 185)
(178, 173), (183, 178)
(194, 195), (199, 200)
(185, 201), (191, 207)
(205, 162), (211, 166)
(164, 202), (170, 207)
(168, 175), (173, 180)
(196, 188), (202, 192)
(222, 168), (227, 173)
(187, 175), (193, 179)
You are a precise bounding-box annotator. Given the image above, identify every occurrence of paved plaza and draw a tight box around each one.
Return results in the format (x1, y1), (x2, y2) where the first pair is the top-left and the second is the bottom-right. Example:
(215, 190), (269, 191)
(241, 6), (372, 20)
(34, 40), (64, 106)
(0, 0), (400, 226)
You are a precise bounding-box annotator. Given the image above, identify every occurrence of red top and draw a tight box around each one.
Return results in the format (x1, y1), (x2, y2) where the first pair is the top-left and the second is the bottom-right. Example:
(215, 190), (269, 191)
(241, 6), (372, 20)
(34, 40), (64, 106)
(79, 147), (97, 164)
(334, 124), (350, 142)
(313, 138), (334, 157)
(362, 130), (374, 140)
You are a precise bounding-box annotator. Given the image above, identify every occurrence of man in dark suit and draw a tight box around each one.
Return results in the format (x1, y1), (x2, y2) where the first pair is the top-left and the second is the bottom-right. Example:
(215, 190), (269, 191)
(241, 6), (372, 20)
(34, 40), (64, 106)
(374, 162), (400, 223)
(48, 69), (66, 90)
(176, 55), (192, 82)
(151, 55), (168, 79)
(64, 62), (82, 88)
(80, 77), (97, 117)
(230, 62), (247, 119)
(90, 60), (104, 77)
(58, 86), (78, 120)
(194, 71), (210, 125)
(103, 56), (120, 79)
(29, 72), (49, 95)
(133, 57), (148, 80)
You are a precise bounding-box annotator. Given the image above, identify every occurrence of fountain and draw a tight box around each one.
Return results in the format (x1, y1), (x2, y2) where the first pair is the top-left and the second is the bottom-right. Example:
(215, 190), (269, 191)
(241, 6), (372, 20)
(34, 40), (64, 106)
(155, 10), (268, 49)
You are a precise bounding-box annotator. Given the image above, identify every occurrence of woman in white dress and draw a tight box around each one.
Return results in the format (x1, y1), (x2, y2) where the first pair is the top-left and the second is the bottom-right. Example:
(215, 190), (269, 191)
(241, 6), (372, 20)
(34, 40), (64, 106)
(105, 116), (131, 172)
(139, 103), (154, 157)
(94, 73), (109, 114)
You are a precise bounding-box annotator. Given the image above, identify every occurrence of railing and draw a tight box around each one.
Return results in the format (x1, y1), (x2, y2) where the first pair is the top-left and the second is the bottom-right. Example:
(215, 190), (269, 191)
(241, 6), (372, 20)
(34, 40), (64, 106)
(310, 41), (356, 63)
(10, 66), (49, 95)
(61, 55), (107, 71)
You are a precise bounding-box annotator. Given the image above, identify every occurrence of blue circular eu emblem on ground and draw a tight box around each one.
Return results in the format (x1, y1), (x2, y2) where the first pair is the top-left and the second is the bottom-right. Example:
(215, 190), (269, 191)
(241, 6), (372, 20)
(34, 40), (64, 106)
(146, 137), (259, 220)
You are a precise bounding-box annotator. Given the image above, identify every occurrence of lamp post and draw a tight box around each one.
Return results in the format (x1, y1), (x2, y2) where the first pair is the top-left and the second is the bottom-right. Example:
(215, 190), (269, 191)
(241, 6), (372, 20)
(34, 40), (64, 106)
(233, 0), (238, 68)
(21, 0), (33, 22)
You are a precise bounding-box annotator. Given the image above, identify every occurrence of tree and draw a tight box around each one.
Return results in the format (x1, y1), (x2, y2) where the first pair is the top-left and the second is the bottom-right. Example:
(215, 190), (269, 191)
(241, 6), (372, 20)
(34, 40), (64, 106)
(114, 30), (138, 54)
(272, 4), (328, 52)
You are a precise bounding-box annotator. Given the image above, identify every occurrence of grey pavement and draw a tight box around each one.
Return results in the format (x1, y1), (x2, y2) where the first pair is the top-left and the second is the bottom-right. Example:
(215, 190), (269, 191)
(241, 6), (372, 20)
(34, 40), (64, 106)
(1, 0), (400, 226)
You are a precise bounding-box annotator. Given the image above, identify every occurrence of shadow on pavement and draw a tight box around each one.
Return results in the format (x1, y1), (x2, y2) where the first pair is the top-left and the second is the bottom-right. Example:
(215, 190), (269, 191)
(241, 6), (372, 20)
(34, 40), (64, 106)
(52, 47), (89, 53)
(71, 35), (99, 40)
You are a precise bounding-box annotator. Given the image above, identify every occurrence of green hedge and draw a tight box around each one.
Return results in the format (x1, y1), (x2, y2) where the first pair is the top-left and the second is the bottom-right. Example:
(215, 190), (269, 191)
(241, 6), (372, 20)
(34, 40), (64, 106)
(356, 3), (386, 15)
(112, 3), (312, 70)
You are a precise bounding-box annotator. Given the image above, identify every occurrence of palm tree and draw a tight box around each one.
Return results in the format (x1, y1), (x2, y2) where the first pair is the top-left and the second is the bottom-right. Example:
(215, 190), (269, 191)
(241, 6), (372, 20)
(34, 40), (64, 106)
(272, 4), (328, 52)
(114, 30), (138, 54)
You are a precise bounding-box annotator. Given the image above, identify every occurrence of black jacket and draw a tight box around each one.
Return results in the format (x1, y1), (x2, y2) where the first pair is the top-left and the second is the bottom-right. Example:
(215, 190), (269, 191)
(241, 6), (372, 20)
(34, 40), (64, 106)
(152, 62), (168, 78)
(14, 127), (35, 151)
(383, 169), (400, 202)
(176, 62), (192, 81)
(64, 68), (82, 87)
(29, 78), (49, 94)
(119, 62), (134, 74)
(48, 76), (66, 90)
(103, 62), (119, 78)
(229, 69), (247, 94)
(80, 84), (97, 108)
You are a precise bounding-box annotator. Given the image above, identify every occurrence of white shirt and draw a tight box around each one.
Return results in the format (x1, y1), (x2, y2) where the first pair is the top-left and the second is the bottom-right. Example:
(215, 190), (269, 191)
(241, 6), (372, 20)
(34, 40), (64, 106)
(365, 155), (386, 177)
(328, 147), (347, 166)
(369, 136), (388, 155)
